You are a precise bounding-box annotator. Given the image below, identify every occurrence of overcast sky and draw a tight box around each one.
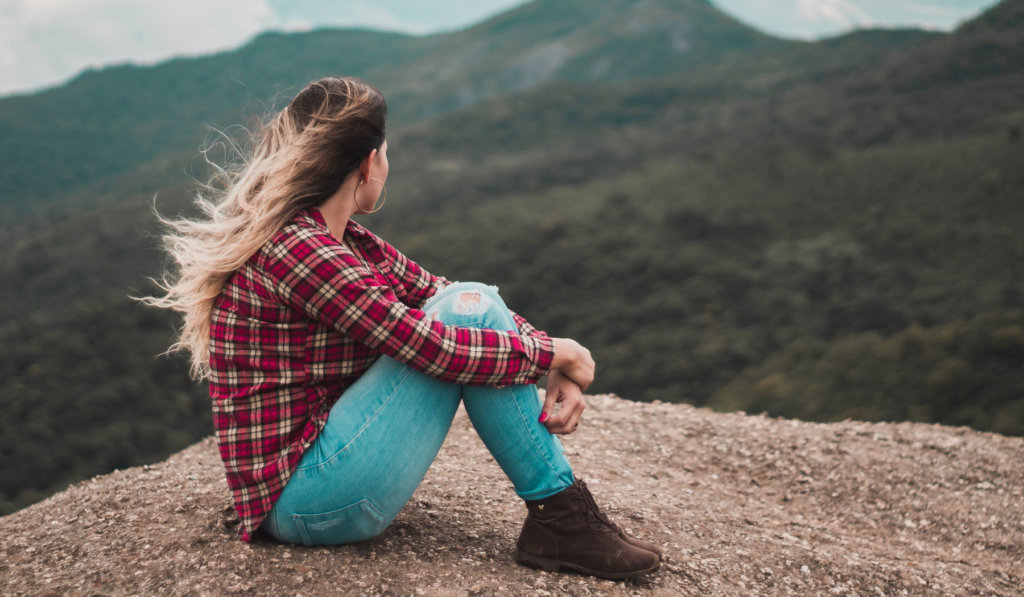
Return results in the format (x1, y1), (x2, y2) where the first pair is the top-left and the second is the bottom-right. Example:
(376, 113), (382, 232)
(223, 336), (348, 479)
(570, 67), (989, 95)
(0, 0), (1000, 98)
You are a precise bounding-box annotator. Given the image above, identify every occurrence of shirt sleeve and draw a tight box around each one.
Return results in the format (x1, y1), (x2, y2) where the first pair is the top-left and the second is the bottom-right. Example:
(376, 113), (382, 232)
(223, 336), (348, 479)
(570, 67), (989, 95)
(371, 232), (451, 309)
(367, 231), (549, 341)
(379, 235), (550, 342)
(259, 225), (553, 386)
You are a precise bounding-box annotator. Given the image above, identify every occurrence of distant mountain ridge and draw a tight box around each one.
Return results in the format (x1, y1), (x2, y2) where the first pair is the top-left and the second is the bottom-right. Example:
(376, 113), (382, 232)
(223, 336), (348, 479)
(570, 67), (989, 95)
(1, 0), (1010, 210)
(375, 0), (785, 113)
(0, 0), (836, 209)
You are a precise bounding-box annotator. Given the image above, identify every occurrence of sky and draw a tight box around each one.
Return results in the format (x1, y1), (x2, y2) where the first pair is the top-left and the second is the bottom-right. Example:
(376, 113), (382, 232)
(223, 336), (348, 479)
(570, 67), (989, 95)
(0, 0), (1001, 98)
(714, 0), (999, 39)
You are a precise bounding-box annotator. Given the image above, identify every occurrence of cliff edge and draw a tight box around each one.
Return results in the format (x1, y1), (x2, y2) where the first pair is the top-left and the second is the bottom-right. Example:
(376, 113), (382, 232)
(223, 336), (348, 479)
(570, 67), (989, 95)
(1, 394), (1022, 596)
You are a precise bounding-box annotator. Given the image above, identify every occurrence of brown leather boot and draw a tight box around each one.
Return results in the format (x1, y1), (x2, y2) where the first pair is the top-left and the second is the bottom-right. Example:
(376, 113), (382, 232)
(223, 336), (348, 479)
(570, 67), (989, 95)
(515, 479), (661, 579)
(575, 479), (663, 558)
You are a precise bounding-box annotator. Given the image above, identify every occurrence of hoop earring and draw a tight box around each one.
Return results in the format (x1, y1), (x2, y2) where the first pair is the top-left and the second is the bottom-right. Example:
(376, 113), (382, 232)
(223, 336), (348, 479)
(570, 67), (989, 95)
(353, 177), (388, 214)
(366, 177), (387, 214)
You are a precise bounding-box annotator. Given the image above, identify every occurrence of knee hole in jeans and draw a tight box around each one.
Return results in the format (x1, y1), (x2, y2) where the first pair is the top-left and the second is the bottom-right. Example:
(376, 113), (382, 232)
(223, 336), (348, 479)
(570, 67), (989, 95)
(426, 284), (511, 330)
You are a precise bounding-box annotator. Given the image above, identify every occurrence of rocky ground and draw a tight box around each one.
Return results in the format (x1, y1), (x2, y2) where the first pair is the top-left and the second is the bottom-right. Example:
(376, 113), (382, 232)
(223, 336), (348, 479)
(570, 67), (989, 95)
(1, 394), (1022, 596)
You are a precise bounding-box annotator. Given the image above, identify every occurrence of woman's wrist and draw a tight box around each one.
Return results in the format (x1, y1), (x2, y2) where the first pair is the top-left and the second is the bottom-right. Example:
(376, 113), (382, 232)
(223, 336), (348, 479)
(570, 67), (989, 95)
(550, 338), (578, 371)
(550, 337), (594, 390)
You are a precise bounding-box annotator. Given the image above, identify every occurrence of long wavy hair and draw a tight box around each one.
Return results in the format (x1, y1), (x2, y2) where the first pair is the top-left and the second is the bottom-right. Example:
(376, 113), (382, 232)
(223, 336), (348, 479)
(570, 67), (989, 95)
(142, 76), (387, 380)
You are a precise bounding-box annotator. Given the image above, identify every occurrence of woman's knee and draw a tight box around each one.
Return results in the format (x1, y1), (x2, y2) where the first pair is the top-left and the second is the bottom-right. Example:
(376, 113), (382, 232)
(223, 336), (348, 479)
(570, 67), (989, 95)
(430, 281), (501, 305)
(425, 281), (514, 329)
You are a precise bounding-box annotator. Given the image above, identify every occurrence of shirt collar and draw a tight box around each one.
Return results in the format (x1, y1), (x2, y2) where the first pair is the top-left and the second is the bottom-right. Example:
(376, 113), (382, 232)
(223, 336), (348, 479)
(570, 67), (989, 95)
(305, 207), (369, 238)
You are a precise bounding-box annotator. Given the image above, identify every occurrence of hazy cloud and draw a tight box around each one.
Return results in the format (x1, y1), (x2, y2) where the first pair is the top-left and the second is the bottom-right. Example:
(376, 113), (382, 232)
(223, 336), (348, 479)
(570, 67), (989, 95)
(268, 0), (427, 34)
(714, 0), (998, 39)
(0, 0), (277, 95)
(265, 0), (527, 34)
(905, 1), (967, 22)
(796, 0), (874, 29)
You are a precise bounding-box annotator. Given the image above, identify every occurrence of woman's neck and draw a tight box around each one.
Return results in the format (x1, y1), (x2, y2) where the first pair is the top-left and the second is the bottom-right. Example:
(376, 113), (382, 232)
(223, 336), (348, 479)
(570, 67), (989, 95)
(318, 176), (361, 240)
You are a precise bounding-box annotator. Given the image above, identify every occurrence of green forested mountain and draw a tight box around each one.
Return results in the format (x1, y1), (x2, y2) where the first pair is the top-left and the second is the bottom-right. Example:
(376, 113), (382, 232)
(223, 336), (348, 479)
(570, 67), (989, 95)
(1, 0), (1022, 514)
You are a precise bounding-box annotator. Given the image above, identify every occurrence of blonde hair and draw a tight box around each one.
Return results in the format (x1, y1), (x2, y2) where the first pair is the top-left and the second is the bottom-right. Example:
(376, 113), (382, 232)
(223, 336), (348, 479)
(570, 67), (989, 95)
(142, 76), (387, 380)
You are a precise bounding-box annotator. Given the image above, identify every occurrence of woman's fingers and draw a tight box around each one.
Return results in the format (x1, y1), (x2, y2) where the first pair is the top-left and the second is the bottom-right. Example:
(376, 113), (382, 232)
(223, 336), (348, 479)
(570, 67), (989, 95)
(539, 384), (560, 425)
(542, 377), (586, 434)
(551, 393), (585, 434)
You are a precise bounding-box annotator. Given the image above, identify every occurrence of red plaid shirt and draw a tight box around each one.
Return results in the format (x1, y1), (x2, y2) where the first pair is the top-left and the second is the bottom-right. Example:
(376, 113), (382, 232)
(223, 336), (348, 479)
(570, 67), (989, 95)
(208, 208), (554, 540)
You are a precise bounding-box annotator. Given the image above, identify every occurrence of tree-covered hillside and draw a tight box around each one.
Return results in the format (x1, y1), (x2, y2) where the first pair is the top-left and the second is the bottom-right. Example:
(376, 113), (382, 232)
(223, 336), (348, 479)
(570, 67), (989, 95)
(1, 0), (1022, 515)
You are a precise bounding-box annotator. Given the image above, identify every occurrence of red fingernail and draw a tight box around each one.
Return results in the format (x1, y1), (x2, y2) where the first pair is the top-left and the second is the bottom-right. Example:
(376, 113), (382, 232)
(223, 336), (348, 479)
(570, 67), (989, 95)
(538, 412), (549, 423)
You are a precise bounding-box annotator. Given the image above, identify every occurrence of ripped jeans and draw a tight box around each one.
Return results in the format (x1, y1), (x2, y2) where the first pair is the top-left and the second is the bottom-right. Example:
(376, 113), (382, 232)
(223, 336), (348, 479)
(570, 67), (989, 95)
(261, 282), (575, 545)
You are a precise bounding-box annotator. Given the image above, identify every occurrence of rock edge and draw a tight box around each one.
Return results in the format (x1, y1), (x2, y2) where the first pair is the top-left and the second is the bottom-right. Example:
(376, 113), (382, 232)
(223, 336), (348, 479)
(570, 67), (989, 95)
(2, 394), (1022, 596)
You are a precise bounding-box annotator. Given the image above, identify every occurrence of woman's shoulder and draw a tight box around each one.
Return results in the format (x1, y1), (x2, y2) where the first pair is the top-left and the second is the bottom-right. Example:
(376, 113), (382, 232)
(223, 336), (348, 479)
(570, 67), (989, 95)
(258, 208), (391, 269)
(286, 208), (330, 237)
(247, 210), (335, 277)
(265, 209), (333, 251)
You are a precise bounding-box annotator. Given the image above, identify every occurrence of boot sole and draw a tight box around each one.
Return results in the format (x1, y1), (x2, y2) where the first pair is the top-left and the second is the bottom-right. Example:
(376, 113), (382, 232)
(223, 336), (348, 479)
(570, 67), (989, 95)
(515, 549), (660, 580)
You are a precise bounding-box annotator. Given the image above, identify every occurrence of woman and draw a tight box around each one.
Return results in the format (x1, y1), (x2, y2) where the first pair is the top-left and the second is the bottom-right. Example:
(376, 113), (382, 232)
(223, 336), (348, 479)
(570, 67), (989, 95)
(148, 77), (660, 579)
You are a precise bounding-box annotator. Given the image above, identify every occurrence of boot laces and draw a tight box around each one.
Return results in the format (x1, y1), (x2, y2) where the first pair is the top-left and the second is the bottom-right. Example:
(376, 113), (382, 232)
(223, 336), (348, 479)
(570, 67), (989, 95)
(577, 481), (618, 534)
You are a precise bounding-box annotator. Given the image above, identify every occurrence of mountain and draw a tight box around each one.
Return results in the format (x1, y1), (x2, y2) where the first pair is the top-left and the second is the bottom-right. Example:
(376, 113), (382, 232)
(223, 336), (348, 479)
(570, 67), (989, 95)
(0, 0), (783, 211)
(375, 0), (786, 115)
(1, 0), (1022, 517)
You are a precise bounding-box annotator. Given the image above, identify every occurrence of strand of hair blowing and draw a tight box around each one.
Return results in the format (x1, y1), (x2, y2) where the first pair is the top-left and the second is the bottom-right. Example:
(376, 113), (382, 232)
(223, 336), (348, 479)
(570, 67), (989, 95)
(140, 77), (387, 380)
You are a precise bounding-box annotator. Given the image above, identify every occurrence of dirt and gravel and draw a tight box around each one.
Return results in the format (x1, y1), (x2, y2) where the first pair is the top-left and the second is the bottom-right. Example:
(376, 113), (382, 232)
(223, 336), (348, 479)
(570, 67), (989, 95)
(1, 393), (1022, 596)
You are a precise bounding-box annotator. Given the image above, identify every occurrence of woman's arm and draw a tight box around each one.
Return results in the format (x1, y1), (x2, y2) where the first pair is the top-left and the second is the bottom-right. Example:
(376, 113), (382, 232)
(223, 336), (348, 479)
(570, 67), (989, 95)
(371, 231), (449, 308)
(369, 228), (558, 348)
(261, 225), (554, 387)
(534, 337), (593, 434)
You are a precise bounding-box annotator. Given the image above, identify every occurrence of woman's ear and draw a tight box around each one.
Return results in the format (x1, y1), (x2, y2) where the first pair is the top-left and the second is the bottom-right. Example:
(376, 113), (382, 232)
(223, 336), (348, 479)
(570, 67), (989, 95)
(358, 149), (377, 182)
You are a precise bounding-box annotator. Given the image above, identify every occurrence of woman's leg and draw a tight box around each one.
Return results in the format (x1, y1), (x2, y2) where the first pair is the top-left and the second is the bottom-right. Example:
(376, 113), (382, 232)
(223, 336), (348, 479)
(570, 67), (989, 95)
(263, 352), (462, 545)
(263, 282), (659, 577)
(427, 284), (660, 579)
(421, 282), (575, 500)
(263, 282), (572, 545)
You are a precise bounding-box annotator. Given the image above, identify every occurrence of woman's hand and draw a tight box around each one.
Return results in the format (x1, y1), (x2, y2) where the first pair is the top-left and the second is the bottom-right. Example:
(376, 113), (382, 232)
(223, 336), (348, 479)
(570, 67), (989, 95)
(551, 338), (595, 390)
(540, 369), (586, 434)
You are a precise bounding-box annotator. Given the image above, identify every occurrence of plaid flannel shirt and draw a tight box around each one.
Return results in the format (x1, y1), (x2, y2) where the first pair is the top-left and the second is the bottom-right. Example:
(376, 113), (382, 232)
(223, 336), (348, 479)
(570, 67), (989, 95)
(208, 208), (554, 540)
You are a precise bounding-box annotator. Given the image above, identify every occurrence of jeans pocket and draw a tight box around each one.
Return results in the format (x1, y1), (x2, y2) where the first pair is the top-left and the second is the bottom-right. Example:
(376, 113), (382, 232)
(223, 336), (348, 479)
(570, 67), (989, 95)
(292, 498), (389, 546)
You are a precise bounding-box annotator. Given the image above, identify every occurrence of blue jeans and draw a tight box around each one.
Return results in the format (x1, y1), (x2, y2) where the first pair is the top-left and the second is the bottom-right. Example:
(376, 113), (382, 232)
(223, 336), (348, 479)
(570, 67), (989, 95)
(261, 282), (575, 545)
